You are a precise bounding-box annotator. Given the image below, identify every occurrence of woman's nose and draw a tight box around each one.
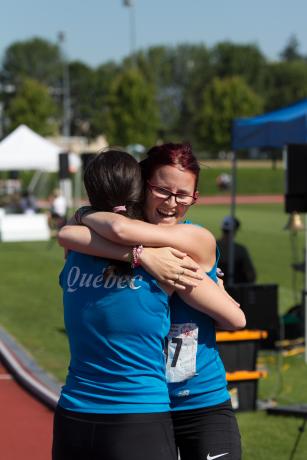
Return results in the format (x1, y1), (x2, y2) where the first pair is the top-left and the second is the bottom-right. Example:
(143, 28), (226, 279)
(165, 194), (177, 206)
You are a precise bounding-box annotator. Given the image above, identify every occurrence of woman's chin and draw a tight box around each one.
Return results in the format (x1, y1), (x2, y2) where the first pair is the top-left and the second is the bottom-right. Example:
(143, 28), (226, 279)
(155, 213), (179, 226)
(146, 209), (181, 226)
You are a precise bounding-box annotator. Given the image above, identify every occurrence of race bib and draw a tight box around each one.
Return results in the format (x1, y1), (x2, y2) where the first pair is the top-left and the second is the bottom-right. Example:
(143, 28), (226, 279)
(165, 323), (198, 383)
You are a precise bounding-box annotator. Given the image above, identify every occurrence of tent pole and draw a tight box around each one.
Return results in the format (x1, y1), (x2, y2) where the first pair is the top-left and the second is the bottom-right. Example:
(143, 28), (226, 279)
(228, 150), (237, 286)
(28, 170), (43, 194)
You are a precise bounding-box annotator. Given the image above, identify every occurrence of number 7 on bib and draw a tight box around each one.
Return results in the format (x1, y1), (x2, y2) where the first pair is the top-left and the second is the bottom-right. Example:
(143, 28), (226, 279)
(165, 323), (198, 383)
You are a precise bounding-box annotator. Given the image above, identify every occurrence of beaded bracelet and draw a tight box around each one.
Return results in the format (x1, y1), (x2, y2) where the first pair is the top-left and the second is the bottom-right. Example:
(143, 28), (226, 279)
(131, 245), (143, 268)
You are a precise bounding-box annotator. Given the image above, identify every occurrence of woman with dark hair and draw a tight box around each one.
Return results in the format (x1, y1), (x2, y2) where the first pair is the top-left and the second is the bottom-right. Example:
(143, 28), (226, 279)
(53, 149), (179, 460)
(58, 144), (245, 460)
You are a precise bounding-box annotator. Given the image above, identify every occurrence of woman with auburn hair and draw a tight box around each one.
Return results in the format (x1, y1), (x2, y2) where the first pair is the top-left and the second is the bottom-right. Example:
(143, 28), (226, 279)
(59, 143), (244, 460)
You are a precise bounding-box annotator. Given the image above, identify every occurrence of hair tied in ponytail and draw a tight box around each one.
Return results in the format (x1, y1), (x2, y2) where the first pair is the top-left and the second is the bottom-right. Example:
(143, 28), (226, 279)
(113, 205), (126, 213)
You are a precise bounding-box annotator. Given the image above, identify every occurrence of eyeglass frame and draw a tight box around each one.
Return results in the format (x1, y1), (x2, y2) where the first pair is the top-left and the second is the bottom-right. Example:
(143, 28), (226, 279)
(146, 181), (197, 205)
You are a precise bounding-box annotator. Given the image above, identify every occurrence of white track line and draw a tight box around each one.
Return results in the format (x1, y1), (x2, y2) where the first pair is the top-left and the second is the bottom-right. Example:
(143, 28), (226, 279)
(0, 340), (58, 408)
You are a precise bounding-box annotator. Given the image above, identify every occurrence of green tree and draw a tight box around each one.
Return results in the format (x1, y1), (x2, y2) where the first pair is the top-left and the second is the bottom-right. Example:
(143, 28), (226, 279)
(7, 78), (58, 135)
(280, 35), (302, 62)
(126, 44), (214, 142)
(69, 60), (120, 138)
(2, 37), (62, 87)
(69, 61), (98, 136)
(105, 68), (159, 146)
(90, 62), (120, 138)
(130, 46), (181, 139)
(175, 45), (213, 143)
(196, 76), (263, 153)
(264, 61), (307, 110)
(210, 42), (267, 93)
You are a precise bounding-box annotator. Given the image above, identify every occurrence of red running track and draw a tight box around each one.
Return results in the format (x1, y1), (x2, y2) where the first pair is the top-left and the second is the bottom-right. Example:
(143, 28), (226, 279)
(0, 361), (54, 460)
(37, 194), (284, 209)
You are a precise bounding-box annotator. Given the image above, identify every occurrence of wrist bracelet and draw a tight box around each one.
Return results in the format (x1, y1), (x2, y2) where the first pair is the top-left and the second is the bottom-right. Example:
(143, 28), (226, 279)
(74, 206), (93, 225)
(131, 245), (143, 268)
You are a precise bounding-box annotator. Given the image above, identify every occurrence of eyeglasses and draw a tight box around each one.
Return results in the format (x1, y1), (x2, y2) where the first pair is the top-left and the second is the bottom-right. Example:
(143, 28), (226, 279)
(147, 181), (196, 205)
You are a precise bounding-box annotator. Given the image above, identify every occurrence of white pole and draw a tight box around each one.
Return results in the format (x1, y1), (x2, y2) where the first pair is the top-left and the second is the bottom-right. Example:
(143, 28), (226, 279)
(28, 170), (43, 194)
(123, 0), (136, 66)
(58, 32), (71, 138)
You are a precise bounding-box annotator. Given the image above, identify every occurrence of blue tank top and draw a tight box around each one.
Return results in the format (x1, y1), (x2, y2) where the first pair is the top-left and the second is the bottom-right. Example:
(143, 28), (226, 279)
(58, 251), (171, 414)
(167, 222), (229, 411)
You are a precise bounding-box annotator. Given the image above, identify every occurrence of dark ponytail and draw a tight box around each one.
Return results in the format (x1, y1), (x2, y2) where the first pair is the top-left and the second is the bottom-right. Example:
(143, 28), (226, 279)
(84, 148), (144, 277)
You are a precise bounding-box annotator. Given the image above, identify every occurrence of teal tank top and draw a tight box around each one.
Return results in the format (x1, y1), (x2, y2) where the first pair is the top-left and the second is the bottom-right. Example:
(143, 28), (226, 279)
(59, 251), (171, 414)
(167, 222), (229, 411)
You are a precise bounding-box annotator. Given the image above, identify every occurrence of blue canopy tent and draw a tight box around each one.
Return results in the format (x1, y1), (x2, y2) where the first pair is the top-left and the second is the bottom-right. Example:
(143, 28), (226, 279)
(232, 98), (307, 149)
(231, 99), (307, 361)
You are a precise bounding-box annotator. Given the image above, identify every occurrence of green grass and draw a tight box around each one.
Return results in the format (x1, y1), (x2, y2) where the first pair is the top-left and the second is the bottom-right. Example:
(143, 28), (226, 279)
(187, 203), (305, 313)
(198, 167), (284, 196)
(0, 241), (69, 380)
(239, 410), (307, 460)
(1, 203), (307, 460)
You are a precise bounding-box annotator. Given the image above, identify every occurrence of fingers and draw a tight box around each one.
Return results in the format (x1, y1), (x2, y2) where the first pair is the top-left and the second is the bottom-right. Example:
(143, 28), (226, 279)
(169, 269), (203, 284)
(169, 249), (200, 271)
(164, 278), (186, 290)
(179, 268), (203, 281)
(180, 257), (200, 272)
(173, 275), (200, 289)
(169, 248), (187, 259)
(171, 281), (186, 291)
(164, 274), (201, 291)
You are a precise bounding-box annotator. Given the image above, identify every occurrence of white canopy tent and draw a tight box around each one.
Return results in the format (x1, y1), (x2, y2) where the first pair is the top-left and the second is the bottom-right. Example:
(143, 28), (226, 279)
(0, 124), (80, 172)
(0, 125), (83, 242)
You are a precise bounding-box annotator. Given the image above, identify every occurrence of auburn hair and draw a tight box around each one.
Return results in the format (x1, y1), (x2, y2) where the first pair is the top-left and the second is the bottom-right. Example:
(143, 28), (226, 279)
(140, 142), (200, 190)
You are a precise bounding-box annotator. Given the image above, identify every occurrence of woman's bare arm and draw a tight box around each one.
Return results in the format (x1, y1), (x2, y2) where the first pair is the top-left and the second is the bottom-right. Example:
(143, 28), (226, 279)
(58, 224), (244, 329)
(178, 275), (246, 331)
(58, 225), (131, 260)
(82, 212), (216, 271)
(58, 225), (203, 289)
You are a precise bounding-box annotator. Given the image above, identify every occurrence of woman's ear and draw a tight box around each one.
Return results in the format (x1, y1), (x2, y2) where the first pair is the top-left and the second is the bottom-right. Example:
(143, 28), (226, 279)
(193, 190), (200, 202)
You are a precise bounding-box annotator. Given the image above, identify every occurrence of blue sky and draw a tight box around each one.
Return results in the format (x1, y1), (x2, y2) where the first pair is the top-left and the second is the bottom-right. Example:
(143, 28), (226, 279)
(1, 0), (307, 67)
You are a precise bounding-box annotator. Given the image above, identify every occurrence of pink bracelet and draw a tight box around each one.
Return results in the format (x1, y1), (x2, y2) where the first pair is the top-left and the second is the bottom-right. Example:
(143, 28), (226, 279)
(131, 245), (143, 268)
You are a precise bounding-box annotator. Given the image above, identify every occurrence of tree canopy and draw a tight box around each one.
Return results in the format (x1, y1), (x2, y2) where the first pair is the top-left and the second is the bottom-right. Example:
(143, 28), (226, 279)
(2, 37), (62, 87)
(196, 77), (263, 152)
(105, 68), (160, 146)
(1, 36), (307, 154)
(7, 78), (58, 136)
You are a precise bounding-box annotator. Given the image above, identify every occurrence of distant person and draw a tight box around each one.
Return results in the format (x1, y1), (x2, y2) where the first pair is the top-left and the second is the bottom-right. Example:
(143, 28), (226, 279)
(217, 216), (256, 285)
(48, 189), (67, 230)
(216, 173), (232, 191)
(5, 192), (22, 214)
(19, 190), (37, 214)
